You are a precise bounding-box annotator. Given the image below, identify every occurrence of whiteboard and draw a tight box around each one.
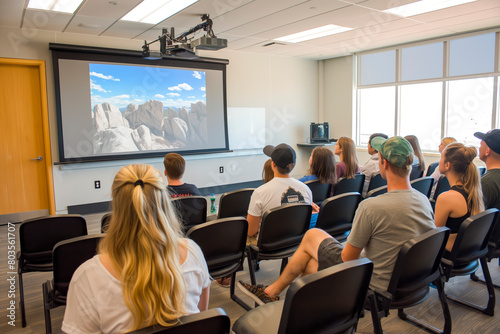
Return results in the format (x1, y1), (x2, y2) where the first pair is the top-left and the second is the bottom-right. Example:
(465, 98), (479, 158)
(227, 107), (266, 150)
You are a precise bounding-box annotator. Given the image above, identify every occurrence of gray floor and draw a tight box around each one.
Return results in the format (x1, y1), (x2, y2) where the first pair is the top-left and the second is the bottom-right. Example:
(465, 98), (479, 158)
(1, 213), (500, 333)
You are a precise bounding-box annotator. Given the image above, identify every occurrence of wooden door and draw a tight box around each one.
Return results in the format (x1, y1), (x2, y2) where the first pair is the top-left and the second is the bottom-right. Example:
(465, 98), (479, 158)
(0, 58), (55, 217)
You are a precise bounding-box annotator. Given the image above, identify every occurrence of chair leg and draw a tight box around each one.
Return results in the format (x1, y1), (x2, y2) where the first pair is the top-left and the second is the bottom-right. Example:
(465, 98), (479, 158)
(447, 258), (496, 316)
(229, 271), (252, 311)
(246, 247), (257, 285)
(19, 271), (26, 328)
(470, 269), (500, 289)
(279, 258), (288, 274)
(367, 292), (384, 334)
(42, 281), (52, 334)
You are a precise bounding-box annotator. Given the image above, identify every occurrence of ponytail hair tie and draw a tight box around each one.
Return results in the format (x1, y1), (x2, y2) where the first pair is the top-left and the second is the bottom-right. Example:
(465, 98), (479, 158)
(134, 179), (144, 188)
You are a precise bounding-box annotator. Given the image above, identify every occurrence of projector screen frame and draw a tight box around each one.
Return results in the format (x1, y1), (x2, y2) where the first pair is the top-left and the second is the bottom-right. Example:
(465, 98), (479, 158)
(50, 43), (230, 164)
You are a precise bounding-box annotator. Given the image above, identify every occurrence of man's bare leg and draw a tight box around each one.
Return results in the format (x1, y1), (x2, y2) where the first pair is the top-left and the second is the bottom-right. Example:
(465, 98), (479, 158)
(265, 228), (332, 296)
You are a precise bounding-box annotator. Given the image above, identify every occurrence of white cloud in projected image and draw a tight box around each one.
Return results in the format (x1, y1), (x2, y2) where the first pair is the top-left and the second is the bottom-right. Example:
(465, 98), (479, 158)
(89, 64), (206, 110)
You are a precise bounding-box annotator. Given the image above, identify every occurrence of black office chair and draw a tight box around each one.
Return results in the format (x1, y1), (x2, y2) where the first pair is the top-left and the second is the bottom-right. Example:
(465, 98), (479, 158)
(366, 227), (451, 334)
(440, 209), (499, 316)
(478, 166), (486, 176)
(365, 185), (388, 198)
(430, 176), (451, 210)
(217, 188), (254, 219)
(233, 258), (373, 334)
(246, 204), (312, 288)
(129, 308), (230, 334)
(186, 218), (250, 310)
(17, 215), (88, 327)
(171, 196), (207, 231)
(366, 173), (387, 194)
(315, 192), (361, 242)
(426, 162), (439, 176)
(101, 212), (112, 233)
(471, 213), (500, 289)
(410, 176), (434, 198)
(42, 234), (105, 334)
(333, 173), (365, 196)
(304, 179), (331, 205)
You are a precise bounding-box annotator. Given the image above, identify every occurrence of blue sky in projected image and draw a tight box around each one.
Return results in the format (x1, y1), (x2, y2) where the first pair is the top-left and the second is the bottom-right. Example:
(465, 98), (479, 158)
(89, 63), (206, 112)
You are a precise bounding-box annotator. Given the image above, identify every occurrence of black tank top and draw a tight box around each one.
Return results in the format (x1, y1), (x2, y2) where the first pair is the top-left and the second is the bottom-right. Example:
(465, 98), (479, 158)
(445, 185), (471, 234)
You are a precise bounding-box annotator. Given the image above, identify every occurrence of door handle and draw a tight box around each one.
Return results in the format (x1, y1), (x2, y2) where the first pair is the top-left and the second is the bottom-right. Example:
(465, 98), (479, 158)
(31, 156), (43, 161)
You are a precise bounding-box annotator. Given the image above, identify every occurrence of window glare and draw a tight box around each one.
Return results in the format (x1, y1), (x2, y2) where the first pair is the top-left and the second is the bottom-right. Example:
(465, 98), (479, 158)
(358, 87), (395, 146)
(446, 77), (494, 147)
(400, 83), (443, 151)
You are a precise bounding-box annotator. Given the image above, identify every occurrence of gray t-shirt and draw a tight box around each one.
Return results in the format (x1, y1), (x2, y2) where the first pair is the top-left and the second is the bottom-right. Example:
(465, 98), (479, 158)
(347, 189), (435, 291)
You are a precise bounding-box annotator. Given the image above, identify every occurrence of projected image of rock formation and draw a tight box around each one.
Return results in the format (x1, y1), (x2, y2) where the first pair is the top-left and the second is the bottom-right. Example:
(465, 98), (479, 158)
(92, 100), (208, 154)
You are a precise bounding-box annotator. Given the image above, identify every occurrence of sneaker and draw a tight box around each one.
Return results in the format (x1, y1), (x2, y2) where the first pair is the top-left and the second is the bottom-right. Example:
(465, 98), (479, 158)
(237, 281), (279, 305)
(216, 276), (231, 288)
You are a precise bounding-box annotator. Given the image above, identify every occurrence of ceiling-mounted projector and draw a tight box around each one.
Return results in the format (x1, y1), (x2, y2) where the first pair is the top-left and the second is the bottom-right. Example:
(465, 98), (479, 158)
(141, 14), (227, 60)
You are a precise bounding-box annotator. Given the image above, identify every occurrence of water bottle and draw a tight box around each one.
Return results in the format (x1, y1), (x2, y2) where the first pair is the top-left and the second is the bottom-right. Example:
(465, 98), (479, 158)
(210, 193), (216, 214)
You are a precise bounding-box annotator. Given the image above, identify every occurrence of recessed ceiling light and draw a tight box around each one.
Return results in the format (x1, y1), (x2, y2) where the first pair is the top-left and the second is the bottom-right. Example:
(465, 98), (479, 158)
(383, 0), (476, 17)
(121, 0), (199, 24)
(27, 0), (84, 13)
(275, 25), (353, 43)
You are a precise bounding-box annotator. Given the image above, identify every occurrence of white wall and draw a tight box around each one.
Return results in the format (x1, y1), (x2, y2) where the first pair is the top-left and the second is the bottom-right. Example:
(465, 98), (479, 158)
(0, 27), (318, 212)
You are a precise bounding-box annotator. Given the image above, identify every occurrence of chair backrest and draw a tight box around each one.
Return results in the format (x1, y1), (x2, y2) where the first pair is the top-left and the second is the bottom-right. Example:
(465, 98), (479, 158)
(410, 176), (434, 198)
(486, 213), (500, 261)
(409, 164), (424, 181)
(186, 218), (248, 275)
(426, 162), (439, 177)
(101, 212), (112, 233)
(366, 173), (387, 193)
(304, 180), (331, 204)
(171, 196), (207, 230)
(365, 185), (388, 198)
(128, 308), (230, 334)
(478, 166), (486, 176)
(217, 188), (254, 219)
(258, 204), (312, 253)
(315, 192), (361, 237)
(19, 215), (88, 264)
(386, 227), (450, 301)
(334, 174), (365, 196)
(278, 258), (373, 334)
(432, 175), (450, 201)
(52, 234), (105, 296)
(445, 209), (499, 266)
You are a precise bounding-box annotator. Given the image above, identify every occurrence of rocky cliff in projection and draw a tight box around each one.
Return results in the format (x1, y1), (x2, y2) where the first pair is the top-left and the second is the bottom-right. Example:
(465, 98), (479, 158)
(92, 100), (208, 154)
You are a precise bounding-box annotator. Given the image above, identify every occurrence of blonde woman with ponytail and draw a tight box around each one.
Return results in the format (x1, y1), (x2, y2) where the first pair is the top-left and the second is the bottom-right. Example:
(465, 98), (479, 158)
(435, 143), (484, 251)
(62, 164), (210, 333)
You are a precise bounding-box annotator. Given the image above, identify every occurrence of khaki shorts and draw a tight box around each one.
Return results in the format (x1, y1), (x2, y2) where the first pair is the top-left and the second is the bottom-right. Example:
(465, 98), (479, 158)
(317, 237), (344, 271)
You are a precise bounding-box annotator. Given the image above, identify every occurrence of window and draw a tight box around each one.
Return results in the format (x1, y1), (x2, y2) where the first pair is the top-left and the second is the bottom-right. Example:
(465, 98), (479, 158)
(356, 31), (499, 152)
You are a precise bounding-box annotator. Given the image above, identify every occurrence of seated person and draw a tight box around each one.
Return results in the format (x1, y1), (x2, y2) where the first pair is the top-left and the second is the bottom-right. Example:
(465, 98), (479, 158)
(164, 153), (201, 198)
(361, 132), (388, 196)
(299, 146), (337, 185)
(62, 164), (210, 333)
(428, 137), (456, 198)
(405, 135), (426, 176)
(435, 143), (484, 250)
(238, 136), (435, 304)
(262, 158), (274, 183)
(475, 130), (500, 211)
(334, 137), (361, 179)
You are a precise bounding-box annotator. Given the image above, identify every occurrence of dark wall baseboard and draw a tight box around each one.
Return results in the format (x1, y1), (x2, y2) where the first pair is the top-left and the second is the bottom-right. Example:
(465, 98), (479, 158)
(67, 179), (264, 215)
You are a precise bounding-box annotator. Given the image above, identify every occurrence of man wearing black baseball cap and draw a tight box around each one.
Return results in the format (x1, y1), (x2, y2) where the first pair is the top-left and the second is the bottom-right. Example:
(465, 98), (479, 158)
(475, 129), (500, 210)
(246, 143), (314, 241)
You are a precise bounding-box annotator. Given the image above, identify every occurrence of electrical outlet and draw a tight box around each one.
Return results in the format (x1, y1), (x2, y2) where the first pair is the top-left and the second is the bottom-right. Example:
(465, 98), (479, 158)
(95, 180), (101, 189)
(219, 166), (224, 173)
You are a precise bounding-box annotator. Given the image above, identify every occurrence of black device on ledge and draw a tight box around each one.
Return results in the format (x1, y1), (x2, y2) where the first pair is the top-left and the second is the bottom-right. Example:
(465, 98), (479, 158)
(310, 122), (330, 143)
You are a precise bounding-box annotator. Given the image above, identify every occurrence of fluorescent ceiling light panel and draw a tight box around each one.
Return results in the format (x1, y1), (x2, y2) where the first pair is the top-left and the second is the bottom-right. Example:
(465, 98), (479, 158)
(27, 0), (84, 13)
(384, 0), (476, 17)
(275, 25), (353, 43)
(121, 0), (199, 24)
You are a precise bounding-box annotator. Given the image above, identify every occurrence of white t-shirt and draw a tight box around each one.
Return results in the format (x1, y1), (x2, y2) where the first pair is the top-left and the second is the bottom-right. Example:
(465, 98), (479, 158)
(248, 176), (313, 218)
(361, 154), (380, 196)
(62, 238), (210, 334)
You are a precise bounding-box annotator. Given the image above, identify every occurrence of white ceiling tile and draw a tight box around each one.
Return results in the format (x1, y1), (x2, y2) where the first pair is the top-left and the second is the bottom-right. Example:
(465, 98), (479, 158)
(0, 0), (24, 28)
(77, 0), (143, 20)
(65, 15), (116, 35)
(22, 9), (72, 32)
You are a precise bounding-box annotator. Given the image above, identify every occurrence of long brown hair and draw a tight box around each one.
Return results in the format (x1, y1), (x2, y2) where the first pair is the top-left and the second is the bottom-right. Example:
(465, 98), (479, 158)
(309, 146), (337, 184)
(443, 143), (484, 215)
(337, 137), (359, 179)
(404, 135), (425, 172)
(262, 159), (274, 183)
